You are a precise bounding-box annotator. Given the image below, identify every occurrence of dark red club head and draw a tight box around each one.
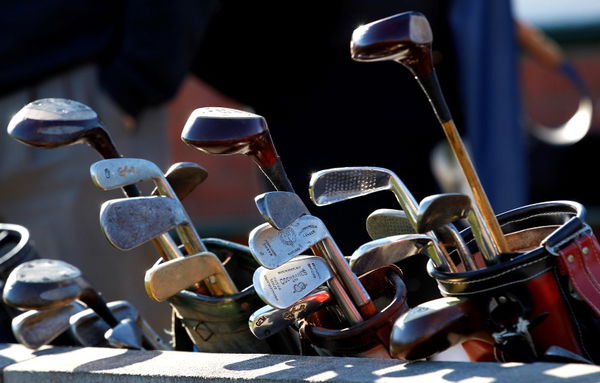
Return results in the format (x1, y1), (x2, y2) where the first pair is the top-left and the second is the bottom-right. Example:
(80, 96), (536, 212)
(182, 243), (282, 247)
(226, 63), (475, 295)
(350, 11), (434, 77)
(7, 98), (119, 158)
(181, 107), (279, 169)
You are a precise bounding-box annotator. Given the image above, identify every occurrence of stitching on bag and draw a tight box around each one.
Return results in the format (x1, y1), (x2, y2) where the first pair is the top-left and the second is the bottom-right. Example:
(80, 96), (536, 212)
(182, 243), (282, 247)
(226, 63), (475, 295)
(442, 256), (549, 286)
(443, 267), (553, 296)
(568, 249), (600, 314)
(553, 267), (591, 359)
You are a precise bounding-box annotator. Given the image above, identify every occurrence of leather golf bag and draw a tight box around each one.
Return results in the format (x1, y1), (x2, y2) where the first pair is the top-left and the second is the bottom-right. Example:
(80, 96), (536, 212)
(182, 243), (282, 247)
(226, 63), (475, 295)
(166, 238), (299, 354)
(298, 264), (409, 358)
(428, 201), (600, 363)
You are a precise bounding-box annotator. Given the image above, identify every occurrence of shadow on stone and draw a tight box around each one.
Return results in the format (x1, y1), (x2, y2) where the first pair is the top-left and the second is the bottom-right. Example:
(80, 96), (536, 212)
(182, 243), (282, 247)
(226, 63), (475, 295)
(72, 349), (162, 372)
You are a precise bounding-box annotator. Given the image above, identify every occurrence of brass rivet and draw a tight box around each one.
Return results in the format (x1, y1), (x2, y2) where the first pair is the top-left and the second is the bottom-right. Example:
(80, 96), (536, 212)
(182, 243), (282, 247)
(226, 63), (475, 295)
(567, 255), (575, 263)
(582, 247), (589, 255)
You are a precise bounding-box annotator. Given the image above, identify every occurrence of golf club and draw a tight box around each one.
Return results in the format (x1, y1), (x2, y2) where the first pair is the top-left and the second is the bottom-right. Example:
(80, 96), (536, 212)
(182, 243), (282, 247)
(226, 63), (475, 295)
(249, 286), (331, 339)
(309, 166), (457, 271)
(350, 12), (508, 255)
(181, 107), (295, 192)
(69, 300), (171, 350)
(253, 256), (362, 324)
(6, 98), (181, 266)
(349, 234), (434, 275)
(90, 158), (204, 256)
(365, 209), (472, 264)
(3, 259), (119, 328)
(99, 196), (238, 296)
(249, 214), (377, 318)
(255, 191), (310, 230)
(152, 161), (208, 200)
(389, 297), (490, 361)
(11, 301), (86, 349)
(145, 252), (236, 302)
(416, 193), (496, 266)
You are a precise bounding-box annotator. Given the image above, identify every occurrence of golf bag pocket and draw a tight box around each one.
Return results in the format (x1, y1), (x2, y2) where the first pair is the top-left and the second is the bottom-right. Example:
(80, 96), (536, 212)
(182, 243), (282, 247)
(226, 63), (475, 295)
(428, 201), (600, 363)
(298, 265), (408, 358)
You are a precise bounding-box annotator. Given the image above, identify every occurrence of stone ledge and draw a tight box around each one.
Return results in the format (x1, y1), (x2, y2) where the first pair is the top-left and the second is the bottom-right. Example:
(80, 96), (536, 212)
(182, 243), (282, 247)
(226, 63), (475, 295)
(0, 343), (599, 383)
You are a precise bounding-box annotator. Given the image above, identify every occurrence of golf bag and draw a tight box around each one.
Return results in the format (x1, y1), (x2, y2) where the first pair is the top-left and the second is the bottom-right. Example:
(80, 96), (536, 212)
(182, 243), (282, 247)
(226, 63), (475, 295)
(167, 238), (299, 354)
(0, 223), (39, 342)
(298, 264), (409, 358)
(429, 201), (600, 363)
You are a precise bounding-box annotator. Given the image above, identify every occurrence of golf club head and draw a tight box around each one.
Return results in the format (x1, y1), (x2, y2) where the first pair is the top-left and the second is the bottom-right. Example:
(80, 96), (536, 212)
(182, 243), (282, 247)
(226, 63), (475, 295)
(11, 301), (86, 349)
(253, 256), (332, 309)
(309, 167), (393, 206)
(255, 191), (310, 230)
(249, 286), (331, 339)
(90, 158), (173, 195)
(6, 98), (107, 149)
(416, 193), (471, 234)
(152, 162), (208, 200)
(3, 258), (85, 310)
(144, 252), (225, 302)
(181, 107), (277, 167)
(249, 215), (329, 269)
(350, 11), (434, 77)
(366, 209), (415, 240)
(104, 318), (143, 350)
(69, 300), (139, 348)
(349, 234), (434, 275)
(99, 196), (188, 250)
(390, 297), (487, 360)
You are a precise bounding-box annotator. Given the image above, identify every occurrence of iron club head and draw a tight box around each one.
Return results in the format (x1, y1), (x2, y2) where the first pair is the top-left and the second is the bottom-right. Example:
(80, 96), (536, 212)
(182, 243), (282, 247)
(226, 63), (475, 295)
(255, 191), (310, 230)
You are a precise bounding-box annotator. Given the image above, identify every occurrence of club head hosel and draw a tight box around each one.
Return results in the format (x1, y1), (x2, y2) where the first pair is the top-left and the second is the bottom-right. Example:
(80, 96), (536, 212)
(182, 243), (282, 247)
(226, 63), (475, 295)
(415, 71), (453, 123)
(466, 209), (501, 265)
(388, 175), (419, 224)
(78, 286), (119, 327)
(259, 160), (295, 192)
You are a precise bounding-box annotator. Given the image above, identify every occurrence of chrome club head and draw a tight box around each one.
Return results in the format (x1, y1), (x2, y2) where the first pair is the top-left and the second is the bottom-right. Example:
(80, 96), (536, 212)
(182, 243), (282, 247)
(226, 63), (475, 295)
(366, 209), (415, 240)
(99, 196), (189, 251)
(349, 234), (434, 275)
(255, 191), (310, 230)
(253, 256), (333, 309)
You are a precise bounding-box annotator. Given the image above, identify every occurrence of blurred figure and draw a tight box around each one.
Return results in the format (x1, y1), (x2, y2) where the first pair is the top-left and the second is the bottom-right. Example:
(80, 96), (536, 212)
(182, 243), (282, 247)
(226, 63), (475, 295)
(0, 1), (220, 333)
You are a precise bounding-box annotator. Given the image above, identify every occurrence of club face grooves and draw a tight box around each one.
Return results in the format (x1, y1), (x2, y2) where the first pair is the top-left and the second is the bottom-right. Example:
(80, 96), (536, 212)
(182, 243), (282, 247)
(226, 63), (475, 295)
(310, 167), (392, 206)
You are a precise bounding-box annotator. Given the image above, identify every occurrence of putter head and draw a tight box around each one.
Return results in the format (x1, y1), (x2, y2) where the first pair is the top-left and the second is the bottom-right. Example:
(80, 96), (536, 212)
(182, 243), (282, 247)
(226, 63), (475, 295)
(248, 215), (329, 269)
(99, 196), (188, 250)
(12, 301), (86, 349)
(253, 255), (333, 309)
(349, 234), (434, 275)
(181, 107), (278, 168)
(366, 208), (415, 240)
(104, 318), (143, 350)
(249, 286), (331, 339)
(255, 191), (310, 230)
(69, 300), (139, 347)
(153, 162), (208, 200)
(416, 193), (471, 234)
(350, 11), (433, 77)
(7, 98), (107, 149)
(3, 259), (84, 310)
(309, 167), (393, 206)
(144, 252), (224, 302)
(90, 158), (165, 192)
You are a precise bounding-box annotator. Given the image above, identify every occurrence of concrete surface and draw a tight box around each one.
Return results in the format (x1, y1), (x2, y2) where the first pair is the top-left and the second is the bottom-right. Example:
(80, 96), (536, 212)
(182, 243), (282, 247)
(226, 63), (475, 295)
(0, 343), (599, 383)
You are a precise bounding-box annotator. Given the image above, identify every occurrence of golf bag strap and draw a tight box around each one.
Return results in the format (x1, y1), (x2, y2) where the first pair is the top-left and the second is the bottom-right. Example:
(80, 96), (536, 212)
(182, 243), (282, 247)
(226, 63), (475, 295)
(554, 230), (600, 316)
